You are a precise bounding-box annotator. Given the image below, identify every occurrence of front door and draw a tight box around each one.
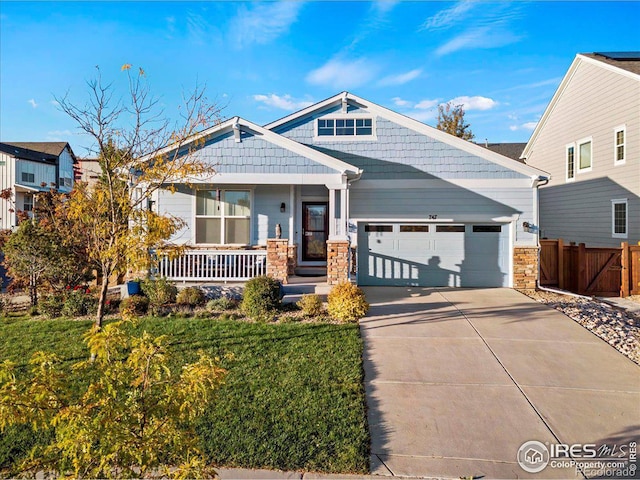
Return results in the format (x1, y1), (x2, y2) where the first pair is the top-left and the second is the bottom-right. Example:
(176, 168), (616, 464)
(302, 202), (328, 261)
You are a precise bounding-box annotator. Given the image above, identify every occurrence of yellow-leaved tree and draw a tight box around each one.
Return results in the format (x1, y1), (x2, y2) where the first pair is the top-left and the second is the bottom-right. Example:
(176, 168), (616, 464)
(0, 320), (226, 478)
(436, 102), (474, 140)
(57, 65), (224, 328)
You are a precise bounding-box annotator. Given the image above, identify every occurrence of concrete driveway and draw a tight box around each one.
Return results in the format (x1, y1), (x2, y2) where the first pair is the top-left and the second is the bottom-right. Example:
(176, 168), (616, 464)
(361, 287), (640, 479)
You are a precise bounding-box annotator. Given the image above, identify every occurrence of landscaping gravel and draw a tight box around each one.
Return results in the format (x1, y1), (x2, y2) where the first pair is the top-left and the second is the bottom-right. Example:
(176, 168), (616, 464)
(522, 290), (640, 365)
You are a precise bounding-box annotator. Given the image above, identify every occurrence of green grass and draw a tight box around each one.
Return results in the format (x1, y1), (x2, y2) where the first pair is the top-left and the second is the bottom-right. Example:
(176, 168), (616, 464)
(0, 315), (369, 474)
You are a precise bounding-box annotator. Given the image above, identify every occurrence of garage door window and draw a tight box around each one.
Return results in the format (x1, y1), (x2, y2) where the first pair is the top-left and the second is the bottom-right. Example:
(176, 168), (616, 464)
(400, 225), (429, 232)
(436, 225), (465, 233)
(473, 225), (502, 233)
(365, 225), (393, 232)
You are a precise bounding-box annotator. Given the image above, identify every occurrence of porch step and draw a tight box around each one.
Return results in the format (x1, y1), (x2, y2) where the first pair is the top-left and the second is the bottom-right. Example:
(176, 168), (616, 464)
(294, 267), (327, 277)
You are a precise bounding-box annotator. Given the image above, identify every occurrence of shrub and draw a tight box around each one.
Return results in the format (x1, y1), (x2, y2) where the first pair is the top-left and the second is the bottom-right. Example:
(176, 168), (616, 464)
(62, 289), (98, 317)
(327, 282), (369, 323)
(206, 297), (238, 312)
(39, 293), (66, 318)
(141, 278), (177, 307)
(120, 295), (149, 317)
(241, 276), (282, 320)
(176, 287), (206, 307)
(297, 294), (324, 317)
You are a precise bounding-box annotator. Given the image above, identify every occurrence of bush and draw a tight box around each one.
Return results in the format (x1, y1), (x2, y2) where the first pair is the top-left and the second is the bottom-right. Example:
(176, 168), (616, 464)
(39, 293), (66, 318)
(119, 295), (149, 317)
(327, 282), (369, 323)
(206, 297), (238, 312)
(62, 289), (98, 317)
(176, 287), (205, 307)
(297, 294), (324, 317)
(141, 278), (177, 307)
(241, 276), (282, 320)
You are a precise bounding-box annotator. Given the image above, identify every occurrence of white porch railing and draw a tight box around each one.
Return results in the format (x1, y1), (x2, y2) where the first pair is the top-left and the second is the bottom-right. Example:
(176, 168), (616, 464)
(157, 250), (267, 282)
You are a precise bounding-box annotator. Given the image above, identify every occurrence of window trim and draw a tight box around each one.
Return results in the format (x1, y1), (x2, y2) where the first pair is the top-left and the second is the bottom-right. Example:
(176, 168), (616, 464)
(314, 114), (377, 142)
(614, 125), (625, 165)
(194, 188), (253, 245)
(566, 143), (576, 182)
(611, 198), (628, 239)
(577, 137), (593, 173)
(22, 193), (34, 213)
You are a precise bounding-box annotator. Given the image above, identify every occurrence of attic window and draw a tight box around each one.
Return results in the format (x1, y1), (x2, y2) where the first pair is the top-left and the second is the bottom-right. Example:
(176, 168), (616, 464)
(317, 118), (373, 138)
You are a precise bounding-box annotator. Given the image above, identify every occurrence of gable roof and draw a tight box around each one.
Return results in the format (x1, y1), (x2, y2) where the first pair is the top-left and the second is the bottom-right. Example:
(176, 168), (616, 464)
(585, 52), (640, 76)
(521, 52), (640, 159)
(144, 116), (362, 178)
(0, 142), (76, 163)
(265, 92), (549, 180)
(476, 143), (527, 162)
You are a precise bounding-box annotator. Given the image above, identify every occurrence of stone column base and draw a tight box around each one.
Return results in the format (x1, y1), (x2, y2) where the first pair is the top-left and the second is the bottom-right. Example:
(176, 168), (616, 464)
(267, 239), (289, 284)
(327, 240), (350, 285)
(513, 246), (539, 291)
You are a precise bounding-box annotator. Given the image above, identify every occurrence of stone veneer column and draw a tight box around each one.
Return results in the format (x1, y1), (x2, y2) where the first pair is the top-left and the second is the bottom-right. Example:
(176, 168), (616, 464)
(287, 244), (298, 276)
(327, 240), (350, 285)
(513, 246), (539, 291)
(266, 239), (289, 284)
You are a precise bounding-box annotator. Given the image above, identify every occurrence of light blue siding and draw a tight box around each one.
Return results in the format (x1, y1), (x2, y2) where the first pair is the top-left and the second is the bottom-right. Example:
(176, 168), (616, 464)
(188, 131), (337, 175)
(157, 185), (193, 245)
(276, 116), (528, 180)
(254, 185), (291, 244)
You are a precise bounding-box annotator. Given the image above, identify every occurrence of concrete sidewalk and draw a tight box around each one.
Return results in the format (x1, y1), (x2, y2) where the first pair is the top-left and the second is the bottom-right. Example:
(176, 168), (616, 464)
(360, 287), (640, 479)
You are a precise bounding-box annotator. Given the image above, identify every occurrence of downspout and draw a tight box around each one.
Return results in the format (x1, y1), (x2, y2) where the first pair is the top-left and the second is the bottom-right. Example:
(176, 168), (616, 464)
(530, 174), (591, 298)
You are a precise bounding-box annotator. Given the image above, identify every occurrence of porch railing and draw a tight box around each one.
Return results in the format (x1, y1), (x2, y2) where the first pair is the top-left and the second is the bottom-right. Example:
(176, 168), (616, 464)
(157, 250), (267, 282)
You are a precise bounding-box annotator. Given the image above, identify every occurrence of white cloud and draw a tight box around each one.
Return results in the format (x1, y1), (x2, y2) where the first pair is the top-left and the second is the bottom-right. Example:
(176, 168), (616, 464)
(373, 0), (399, 15)
(230, 1), (302, 48)
(253, 94), (314, 111)
(509, 121), (538, 131)
(306, 58), (379, 89)
(420, 1), (476, 31)
(378, 69), (422, 87)
(447, 95), (498, 111)
(436, 27), (521, 56)
(27, 99), (38, 108)
(415, 98), (439, 110)
(406, 109), (437, 123)
(392, 97), (412, 107)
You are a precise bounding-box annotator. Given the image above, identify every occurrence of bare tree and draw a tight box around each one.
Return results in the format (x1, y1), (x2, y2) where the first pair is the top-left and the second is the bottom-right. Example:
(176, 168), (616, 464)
(57, 65), (224, 328)
(436, 102), (474, 140)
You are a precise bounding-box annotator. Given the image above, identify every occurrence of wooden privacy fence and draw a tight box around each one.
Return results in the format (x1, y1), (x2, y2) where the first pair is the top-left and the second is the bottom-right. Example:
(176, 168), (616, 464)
(540, 239), (640, 297)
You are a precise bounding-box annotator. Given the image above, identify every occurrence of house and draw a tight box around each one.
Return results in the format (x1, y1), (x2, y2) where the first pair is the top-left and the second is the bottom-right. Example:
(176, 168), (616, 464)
(0, 142), (77, 230)
(522, 52), (640, 247)
(75, 157), (101, 187)
(478, 142), (527, 162)
(152, 92), (549, 289)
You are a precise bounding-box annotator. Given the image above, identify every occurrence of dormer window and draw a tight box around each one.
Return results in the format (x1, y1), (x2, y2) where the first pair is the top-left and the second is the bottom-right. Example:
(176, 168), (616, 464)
(316, 117), (374, 139)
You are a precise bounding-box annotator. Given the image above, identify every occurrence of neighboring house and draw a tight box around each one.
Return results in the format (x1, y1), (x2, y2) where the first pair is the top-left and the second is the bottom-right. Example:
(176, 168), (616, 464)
(0, 142), (77, 229)
(522, 52), (640, 247)
(76, 157), (101, 187)
(153, 92), (548, 289)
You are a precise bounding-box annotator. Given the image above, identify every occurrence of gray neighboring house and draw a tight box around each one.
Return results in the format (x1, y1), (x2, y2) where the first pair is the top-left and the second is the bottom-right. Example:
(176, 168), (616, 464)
(152, 92), (549, 288)
(0, 142), (77, 230)
(522, 52), (640, 247)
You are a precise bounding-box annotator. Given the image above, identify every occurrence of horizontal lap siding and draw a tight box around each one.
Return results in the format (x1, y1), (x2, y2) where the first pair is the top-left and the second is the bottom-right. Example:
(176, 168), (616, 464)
(190, 131), (337, 175)
(526, 60), (640, 247)
(254, 185), (291, 245)
(157, 186), (193, 245)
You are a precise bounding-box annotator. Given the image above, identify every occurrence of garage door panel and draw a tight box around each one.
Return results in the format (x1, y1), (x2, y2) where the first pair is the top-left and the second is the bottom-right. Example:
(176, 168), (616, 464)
(358, 223), (509, 287)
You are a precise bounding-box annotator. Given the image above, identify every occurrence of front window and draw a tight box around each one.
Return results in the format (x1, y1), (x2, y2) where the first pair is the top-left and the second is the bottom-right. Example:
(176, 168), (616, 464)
(195, 189), (250, 244)
(566, 144), (575, 181)
(612, 199), (628, 238)
(21, 163), (35, 183)
(615, 126), (625, 163)
(578, 139), (592, 171)
(317, 117), (373, 138)
(23, 194), (34, 213)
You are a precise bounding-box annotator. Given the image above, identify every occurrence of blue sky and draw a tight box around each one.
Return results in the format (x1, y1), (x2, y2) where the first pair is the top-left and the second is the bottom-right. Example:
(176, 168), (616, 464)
(1, 1), (638, 156)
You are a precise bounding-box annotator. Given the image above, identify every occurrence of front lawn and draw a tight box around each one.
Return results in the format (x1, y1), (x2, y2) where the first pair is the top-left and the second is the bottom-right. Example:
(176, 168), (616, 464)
(0, 316), (369, 475)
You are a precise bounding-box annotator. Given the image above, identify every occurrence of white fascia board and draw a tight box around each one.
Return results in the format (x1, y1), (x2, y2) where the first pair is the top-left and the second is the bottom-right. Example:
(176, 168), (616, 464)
(349, 178), (537, 189)
(344, 92), (549, 180)
(164, 173), (345, 186)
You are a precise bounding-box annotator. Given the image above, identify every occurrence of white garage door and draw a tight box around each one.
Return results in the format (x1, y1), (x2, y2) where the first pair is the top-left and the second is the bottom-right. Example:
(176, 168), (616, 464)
(357, 223), (509, 287)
